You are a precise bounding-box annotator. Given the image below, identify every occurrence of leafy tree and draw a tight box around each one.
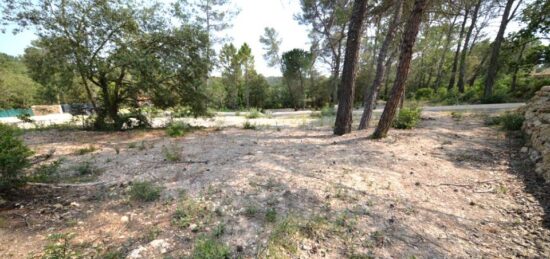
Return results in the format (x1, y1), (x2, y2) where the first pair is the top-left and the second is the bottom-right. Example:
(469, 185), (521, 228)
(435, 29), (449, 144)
(281, 49), (314, 110)
(3, 0), (210, 129)
(297, 0), (352, 103)
(0, 53), (39, 109)
(259, 27), (283, 68)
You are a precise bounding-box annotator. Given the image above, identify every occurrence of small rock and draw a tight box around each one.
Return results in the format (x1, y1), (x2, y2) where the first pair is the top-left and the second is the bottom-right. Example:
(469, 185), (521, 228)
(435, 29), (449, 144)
(70, 202), (80, 207)
(520, 147), (529, 153)
(189, 223), (199, 232)
(121, 216), (129, 223)
(53, 203), (63, 209)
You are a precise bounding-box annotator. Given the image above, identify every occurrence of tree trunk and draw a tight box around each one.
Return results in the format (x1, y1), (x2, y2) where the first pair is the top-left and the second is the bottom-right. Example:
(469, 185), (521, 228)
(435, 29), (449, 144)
(467, 49), (489, 86)
(358, 0), (403, 130)
(484, 0), (516, 99)
(457, 0), (482, 93)
(433, 14), (459, 89)
(448, 8), (469, 90)
(333, 0), (368, 136)
(373, 0), (429, 139)
(510, 42), (527, 92)
(383, 50), (396, 99)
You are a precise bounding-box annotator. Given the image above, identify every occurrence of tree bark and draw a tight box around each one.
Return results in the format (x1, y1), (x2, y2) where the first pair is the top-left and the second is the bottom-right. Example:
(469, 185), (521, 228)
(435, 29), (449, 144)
(467, 49), (489, 86)
(457, 0), (482, 93)
(433, 14), (459, 89)
(333, 0), (368, 136)
(510, 42), (527, 92)
(448, 8), (469, 90)
(373, 0), (429, 139)
(358, 0), (403, 130)
(484, 0), (517, 99)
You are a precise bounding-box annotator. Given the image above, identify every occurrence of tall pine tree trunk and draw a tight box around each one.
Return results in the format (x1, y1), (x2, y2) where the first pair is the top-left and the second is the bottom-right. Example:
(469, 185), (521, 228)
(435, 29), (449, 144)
(373, 0), (429, 139)
(333, 0), (368, 135)
(448, 8), (469, 90)
(433, 14), (458, 89)
(510, 42), (527, 92)
(358, 0), (403, 130)
(484, 0), (517, 99)
(457, 0), (482, 93)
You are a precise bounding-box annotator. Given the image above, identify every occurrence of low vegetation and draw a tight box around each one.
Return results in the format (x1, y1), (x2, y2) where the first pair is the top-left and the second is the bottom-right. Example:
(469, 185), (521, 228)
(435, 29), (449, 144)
(191, 236), (230, 259)
(165, 122), (195, 137)
(128, 181), (162, 202)
(393, 107), (422, 129)
(0, 124), (33, 191)
(484, 112), (525, 131)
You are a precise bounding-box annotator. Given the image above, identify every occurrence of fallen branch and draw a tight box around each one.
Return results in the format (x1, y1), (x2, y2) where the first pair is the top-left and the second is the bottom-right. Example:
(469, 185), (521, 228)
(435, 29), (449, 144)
(27, 181), (113, 188)
(12, 213), (32, 229)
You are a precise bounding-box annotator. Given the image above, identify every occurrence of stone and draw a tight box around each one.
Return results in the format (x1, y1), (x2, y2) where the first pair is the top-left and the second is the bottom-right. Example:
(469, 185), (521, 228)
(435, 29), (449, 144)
(126, 239), (172, 259)
(121, 216), (129, 223)
(521, 147), (529, 153)
(53, 203), (63, 209)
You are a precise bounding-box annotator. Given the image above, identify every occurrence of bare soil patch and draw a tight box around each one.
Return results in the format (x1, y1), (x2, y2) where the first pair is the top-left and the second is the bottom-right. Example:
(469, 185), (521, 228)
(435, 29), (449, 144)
(1, 112), (549, 258)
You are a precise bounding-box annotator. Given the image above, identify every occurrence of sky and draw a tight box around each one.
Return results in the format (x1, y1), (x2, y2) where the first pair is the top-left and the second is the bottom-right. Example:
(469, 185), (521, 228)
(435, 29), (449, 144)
(0, 0), (528, 77)
(0, 0), (311, 77)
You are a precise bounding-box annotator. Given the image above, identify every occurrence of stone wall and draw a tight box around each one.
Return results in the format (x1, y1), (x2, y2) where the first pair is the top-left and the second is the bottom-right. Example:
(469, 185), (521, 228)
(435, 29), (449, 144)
(522, 85), (550, 181)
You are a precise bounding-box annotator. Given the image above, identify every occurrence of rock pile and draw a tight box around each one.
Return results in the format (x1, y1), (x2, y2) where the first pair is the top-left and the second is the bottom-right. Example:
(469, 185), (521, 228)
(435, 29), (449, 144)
(522, 85), (550, 181)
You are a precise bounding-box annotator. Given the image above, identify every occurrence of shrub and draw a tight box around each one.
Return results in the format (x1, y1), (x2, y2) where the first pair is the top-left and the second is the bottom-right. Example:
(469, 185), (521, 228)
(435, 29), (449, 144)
(16, 113), (33, 123)
(265, 208), (277, 222)
(484, 115), (502, 126)
(320, 105), (336, 117)
(0, 124), (33, 191)
(500, 112), (524, 131)
(192, 236), (230, 259)
(245, 108), (263, 119)
(166, 122), (193, 137)
(243, 121), (257, 130)
(129, 181), (162, 202)
(30, 160), (62, 183)
(43, 233), (80, 259)
(76, 145), (96, 155)
(172, 196), (211, 229)
(162, 144), (181, 162)
(393, 107), (422, 129)
(415, 88), (434, 100)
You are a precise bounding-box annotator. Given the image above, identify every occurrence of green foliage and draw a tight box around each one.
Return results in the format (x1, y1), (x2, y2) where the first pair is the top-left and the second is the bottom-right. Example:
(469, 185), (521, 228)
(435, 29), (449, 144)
(166, 122), (193, 137)
(172, 196), (211, 229)
(30, 160), (62, 183)
(192, 236), (230, 259)
(243, 121), (257, 130)
(76, 145), (96, 155)
(74, 161), (95, 176)
(500, 112), (525, 131)
(42, 233), (80, 259)
(282, 49), (314, 109)
(162, 144), (181, 162)
(0, 124), (33, 191)
(0, 53), (39, 109)
(393, 107), (422, 129)
(265, 208), (277, 222)
(16, 112), (33, 123)
(415, 88), (434, 100)
(245, 109), (263, 119)
(129, 181), (162, 202)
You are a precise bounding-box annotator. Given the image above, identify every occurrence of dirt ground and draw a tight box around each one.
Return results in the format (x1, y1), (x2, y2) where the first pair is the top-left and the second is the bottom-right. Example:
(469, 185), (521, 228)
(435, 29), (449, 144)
(1, 112), (549, 258)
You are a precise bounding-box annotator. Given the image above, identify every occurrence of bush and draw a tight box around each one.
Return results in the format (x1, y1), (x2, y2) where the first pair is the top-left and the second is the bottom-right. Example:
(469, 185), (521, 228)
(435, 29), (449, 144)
(166, 122), (193, 137)
(129, 181), (162, 202)
(245, 108), (263, 119)
(192, 236), (230, 259)
(393, 107), (422, 129)
(500, 112), (524, 131)
(415, 88), (434, 100)
(243, 121), (257, 130)
(30, 160), (62, 183)
(0, 124), (33, 191)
